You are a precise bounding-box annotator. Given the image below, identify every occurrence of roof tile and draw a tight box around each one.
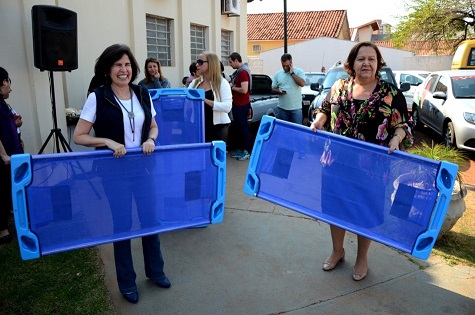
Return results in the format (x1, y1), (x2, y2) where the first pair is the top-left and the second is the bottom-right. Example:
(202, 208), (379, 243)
(247, 10), (348, 40)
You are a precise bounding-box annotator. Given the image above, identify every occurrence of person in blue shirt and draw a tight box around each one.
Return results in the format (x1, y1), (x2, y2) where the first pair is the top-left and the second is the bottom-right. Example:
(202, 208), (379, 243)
(271, 53), (306, 125)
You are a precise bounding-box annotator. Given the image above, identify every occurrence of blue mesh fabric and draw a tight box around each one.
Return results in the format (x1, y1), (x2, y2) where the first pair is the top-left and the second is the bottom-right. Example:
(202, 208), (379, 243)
(247, 118), (448, 255)
(22, 144), (219, 256)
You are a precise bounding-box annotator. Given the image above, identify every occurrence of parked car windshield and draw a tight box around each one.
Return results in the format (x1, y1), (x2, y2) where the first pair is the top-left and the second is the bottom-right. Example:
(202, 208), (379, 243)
(305, 73), (325, 86)
(452, 75), (475, 98)
(321, 66), (397, 90)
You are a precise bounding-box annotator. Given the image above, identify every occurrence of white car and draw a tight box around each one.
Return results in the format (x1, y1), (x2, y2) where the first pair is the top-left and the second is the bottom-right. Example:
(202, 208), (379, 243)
(412, 70), (475, 151)
(393, 70), (430, 111)
(302, 72), (325, 125)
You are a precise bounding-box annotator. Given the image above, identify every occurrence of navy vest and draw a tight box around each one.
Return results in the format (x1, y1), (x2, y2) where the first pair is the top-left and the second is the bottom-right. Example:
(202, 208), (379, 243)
(92, 84), (153, 149)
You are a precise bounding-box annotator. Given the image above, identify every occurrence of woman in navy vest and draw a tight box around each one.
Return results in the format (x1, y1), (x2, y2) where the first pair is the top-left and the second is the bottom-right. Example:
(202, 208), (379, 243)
(74, 44), (170, 304)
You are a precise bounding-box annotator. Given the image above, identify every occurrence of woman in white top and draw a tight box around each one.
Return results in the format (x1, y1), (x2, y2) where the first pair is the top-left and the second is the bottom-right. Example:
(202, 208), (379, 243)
(189, 51), (232, 142)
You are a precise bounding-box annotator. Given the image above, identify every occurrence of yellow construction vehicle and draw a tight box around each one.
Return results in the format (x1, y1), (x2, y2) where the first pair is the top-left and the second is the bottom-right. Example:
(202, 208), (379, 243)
(451, 39), (475, 70)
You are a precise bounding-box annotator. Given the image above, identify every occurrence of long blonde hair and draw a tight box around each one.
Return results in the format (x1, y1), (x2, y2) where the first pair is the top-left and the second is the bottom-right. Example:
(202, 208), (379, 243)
(191, 51), (222, 101)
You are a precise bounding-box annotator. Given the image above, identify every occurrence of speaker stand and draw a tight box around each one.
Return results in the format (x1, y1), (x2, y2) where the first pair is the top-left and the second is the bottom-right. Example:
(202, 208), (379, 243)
(38, 71), (73, 154)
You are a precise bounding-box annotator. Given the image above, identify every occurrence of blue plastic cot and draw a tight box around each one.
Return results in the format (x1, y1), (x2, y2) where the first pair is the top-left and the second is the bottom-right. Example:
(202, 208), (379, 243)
(149, 88), (205, 145)
(11, 141), (226, 260)
(244, 116), (457, 260)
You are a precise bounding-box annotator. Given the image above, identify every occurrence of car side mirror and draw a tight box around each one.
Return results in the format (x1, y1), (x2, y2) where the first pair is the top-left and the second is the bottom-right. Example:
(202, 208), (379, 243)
(433, 91), (447, 100)
(310, 83), (320, 91)
(399, 82), (411, 92)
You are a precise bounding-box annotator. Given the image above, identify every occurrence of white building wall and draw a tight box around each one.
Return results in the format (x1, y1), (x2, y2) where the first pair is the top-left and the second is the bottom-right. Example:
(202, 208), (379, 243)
(255, 37), (414, 77)
(403, 55), (453, 71)
(0, 0), (246, 153)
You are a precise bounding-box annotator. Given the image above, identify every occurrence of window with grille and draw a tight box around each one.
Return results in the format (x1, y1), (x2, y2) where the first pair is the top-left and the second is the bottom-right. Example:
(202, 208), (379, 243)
(146, 15), (172, 66)
(252, 44), (261, 52)
(190, 24), (207, 63)
(221, 30), (232, 66)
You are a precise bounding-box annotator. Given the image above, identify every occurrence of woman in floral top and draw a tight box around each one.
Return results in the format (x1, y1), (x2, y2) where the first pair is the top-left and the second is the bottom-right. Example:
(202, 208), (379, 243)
(310, 42), (413, 281)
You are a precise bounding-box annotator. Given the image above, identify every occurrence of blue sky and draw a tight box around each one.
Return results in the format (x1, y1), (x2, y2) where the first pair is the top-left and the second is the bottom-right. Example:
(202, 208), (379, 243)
(247, 0), (410, 28)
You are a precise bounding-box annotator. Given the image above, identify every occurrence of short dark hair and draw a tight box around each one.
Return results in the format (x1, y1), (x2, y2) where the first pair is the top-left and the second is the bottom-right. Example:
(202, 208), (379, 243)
(229, 52), (242, 62)
(344, 41), (386, 78)
(0, 67), (9, 84)
(94, 44), (140, 84)
(281, 53), (292, 63)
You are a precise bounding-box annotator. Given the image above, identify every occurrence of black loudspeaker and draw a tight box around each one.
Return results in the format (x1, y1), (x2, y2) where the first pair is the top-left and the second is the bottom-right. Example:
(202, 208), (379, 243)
(32, 5), (78, 71)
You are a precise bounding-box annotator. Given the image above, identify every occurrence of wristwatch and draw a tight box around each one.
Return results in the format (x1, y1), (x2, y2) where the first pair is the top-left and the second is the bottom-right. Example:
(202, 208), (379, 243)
(290, 72), (295, 76)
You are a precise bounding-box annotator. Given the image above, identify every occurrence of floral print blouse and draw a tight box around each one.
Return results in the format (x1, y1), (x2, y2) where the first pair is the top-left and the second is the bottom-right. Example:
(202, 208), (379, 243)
(317, 77), (413, 149)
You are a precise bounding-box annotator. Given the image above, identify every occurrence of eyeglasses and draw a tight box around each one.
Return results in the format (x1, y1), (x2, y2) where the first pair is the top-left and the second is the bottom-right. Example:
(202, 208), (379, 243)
(196, 59), (208, 66)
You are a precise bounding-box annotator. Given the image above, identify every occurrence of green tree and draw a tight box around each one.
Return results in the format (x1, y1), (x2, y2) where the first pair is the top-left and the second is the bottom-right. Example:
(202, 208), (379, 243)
(390, 0), (475, 54)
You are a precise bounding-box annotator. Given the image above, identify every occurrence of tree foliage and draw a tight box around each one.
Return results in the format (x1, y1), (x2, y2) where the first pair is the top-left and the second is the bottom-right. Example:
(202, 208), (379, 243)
(390, 0), (475, 54)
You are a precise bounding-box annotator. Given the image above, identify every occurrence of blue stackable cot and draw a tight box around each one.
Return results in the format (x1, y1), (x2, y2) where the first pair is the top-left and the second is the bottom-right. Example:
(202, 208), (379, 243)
(244, 116), (457, 260)
(11, 141), (226, 260)
(149, 88), (205, 145)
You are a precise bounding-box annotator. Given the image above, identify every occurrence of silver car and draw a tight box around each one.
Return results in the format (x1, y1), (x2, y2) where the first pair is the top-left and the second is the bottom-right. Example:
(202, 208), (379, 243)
(412, 70), (475, 151)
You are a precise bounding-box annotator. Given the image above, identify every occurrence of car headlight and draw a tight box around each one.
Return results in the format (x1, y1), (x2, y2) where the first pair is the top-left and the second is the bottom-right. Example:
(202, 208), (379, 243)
(463, 112), (475, 124)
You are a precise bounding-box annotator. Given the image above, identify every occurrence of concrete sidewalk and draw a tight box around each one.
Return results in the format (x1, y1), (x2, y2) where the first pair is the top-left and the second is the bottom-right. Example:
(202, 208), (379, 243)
(99, 156), (475, 314)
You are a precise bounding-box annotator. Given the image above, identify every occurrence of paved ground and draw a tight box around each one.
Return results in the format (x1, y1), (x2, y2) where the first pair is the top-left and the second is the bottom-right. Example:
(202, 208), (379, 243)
(99, 152), (475, 314)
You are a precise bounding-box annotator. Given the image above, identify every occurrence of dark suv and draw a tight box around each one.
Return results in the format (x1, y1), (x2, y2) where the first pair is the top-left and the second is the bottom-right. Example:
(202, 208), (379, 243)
(307, 65), (410, 125)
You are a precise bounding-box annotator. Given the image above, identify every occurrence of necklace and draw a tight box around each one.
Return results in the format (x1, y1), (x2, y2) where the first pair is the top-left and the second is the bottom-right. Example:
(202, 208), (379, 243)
(113, 88), (135, 142)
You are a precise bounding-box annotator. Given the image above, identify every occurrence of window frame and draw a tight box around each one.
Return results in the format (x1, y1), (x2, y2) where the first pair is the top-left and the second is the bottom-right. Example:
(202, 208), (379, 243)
(190, 24), (208, 64)
(221, 29), (232, 66)
(252, 44), (261, 53)
(145, 14), (173, 67)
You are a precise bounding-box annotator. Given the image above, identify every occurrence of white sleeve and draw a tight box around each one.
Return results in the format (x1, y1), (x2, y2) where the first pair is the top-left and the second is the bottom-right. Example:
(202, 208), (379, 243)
(80, 92), (97, 123)
(213, 78), (232, 113)
(149, 94), (156, 117)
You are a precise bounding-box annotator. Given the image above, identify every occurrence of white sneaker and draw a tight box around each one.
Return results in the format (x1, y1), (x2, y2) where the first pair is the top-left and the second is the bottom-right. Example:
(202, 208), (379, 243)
(231, 149), (243, 158)
(237, 150), (250, 161)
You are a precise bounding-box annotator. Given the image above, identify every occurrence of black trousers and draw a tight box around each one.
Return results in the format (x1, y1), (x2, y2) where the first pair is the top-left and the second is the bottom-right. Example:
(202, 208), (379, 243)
(0, 163), (12, 231)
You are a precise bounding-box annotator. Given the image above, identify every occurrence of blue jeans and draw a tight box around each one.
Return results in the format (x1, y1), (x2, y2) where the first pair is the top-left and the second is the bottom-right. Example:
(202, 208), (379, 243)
(113, 235), (165, 293)
(231, 103), (252, 152)
(277, 107), (303, 125)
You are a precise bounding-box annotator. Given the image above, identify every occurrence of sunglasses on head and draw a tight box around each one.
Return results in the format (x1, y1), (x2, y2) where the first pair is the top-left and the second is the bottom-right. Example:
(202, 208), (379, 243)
(196, 59), (208, 66)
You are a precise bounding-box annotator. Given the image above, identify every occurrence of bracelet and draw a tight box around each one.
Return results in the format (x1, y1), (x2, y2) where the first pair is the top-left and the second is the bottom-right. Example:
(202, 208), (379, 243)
(393, 133), (403, 144)
(148, 136), (156, 144)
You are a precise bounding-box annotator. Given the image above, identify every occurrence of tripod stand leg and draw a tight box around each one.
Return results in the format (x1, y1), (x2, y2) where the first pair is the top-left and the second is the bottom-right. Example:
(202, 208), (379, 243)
(38, 129), (73, 154)
(57, 130), (73, 152)
(38, 129), (56, 154)
(39, 71), (74, 154)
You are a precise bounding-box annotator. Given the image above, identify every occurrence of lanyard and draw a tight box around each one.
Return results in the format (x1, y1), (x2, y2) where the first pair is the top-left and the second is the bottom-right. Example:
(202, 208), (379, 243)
(113, 88), (135, 142)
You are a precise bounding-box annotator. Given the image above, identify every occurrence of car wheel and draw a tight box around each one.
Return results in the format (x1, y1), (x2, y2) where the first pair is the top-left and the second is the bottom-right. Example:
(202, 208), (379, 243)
(411, 108), (419, 130)
(443, 122), (456, 147)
